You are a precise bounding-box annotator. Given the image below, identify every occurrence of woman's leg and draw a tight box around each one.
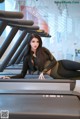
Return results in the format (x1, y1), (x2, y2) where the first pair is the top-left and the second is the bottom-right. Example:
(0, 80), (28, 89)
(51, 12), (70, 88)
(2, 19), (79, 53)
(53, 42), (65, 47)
(58, 61), (80, 79)
(61, 60), (80, 70)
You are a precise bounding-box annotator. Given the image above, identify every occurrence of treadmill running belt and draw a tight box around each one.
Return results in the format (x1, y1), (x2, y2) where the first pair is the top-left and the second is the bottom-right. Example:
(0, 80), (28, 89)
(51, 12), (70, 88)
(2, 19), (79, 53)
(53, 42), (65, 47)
(0, 94), (80, 119)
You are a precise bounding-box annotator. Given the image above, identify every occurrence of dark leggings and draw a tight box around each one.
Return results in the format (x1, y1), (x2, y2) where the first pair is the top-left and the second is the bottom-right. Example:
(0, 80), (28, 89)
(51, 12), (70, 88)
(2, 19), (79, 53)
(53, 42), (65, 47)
(57, 60), (80, 79)
(61, 60), (80, 70)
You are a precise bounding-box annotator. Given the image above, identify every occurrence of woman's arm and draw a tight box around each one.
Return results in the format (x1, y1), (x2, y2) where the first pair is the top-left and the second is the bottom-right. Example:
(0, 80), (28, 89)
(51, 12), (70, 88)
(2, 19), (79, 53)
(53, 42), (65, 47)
(10, 57), (29, 78)
(42, 47), (57, 74)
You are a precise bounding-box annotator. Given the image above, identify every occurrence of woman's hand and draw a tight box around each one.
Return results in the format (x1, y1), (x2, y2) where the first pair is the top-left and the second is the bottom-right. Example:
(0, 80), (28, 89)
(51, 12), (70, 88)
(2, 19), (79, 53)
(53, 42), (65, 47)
(0, 76), (10, 79)
(38, 72), (45, 80)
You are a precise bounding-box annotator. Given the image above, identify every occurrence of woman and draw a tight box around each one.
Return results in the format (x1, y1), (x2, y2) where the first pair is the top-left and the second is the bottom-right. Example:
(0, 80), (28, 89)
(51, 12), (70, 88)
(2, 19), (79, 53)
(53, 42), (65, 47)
(2, 34), (80, 79)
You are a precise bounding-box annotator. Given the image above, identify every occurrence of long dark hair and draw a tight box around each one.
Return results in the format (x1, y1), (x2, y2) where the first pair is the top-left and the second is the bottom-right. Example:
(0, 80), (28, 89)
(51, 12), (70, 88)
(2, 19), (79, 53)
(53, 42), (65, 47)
(27, 33), (42, 54)
(24, 33), (47, 68)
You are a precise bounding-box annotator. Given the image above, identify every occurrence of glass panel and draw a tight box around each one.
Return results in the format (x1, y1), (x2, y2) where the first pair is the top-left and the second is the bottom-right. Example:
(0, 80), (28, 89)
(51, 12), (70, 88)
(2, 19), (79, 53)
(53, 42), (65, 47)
(0, 0), (80, 61)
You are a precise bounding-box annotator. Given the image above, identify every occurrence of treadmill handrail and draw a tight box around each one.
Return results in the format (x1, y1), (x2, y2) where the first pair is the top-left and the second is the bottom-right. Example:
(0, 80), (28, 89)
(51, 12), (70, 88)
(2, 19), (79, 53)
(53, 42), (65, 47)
(0, 18), (34, 25)
(0, 10), (23, 18)
(8, 23), (39, 30)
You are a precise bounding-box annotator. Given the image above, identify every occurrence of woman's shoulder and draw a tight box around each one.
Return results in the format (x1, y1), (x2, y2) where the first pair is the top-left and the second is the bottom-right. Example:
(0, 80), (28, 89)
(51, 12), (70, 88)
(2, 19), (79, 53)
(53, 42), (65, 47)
(42, 47), (50, 52)
(42, 46), (49, 50)
(23, 53), (31, 61)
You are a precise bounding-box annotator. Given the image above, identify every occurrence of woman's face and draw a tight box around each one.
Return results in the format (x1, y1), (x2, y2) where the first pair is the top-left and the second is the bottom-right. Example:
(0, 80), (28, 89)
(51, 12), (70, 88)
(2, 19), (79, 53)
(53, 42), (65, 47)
(30, 37), (39, 51)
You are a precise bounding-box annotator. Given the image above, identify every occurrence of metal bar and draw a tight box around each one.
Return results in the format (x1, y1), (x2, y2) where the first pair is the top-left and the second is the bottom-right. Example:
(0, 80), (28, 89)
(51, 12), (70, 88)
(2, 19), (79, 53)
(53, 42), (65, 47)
(0, 27), (19, 58)
(0, 30), (27, 71)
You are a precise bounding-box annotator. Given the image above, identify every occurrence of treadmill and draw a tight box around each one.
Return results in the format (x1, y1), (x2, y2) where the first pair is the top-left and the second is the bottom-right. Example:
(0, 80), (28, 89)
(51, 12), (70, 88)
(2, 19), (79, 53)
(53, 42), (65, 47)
(0, 89), (80, 119)
(0, 10), (80, 119)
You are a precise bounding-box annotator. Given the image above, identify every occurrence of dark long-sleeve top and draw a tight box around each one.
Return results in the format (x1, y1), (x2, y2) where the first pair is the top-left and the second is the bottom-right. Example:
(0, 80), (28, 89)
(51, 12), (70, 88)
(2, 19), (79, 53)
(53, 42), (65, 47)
(11, 47), (57, 78)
